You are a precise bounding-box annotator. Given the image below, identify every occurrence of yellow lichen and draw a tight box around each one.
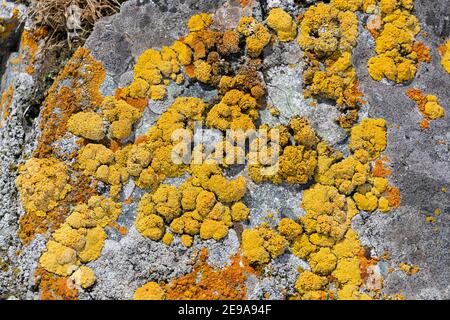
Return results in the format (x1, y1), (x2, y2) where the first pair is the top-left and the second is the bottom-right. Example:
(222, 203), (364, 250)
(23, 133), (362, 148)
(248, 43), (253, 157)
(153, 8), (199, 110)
(367, 3), (424, 83)
(266, 8), (297, 42)
(298, 3), (358, 56)
(16, 158), (71, 218)
(70, 266), (96, 289)
(440, 40), (450, 74)
(39, 240), (79, 276)
(181, 234), (194, 247)
(76, 143), (114, 176)
(295, 271), (328, 299)
(67, 112), (105, 141)
(237, 16), (271, 57)
(133, 282), (166, 300)
(349, 118), (387, 160)
(308, 247), (338, 275)
(65, 196), (122, 229)
(398, 262), (420, 275)
(277, 218), (303, 241)
(242, 224), (288, 265)
(231, 202), (250, 222)
(188, 13), (213, 32)
(101, 96), (142, 139)
(162, 233), (174, 245)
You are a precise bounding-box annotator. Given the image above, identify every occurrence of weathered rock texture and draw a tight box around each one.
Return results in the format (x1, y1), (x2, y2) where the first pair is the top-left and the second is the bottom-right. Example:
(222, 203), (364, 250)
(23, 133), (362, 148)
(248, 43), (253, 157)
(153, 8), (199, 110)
(0, 0), (449, 300)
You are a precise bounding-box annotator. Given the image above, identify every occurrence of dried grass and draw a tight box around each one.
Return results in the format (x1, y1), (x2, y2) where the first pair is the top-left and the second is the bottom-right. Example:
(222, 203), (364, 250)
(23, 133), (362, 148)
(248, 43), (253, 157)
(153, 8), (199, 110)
(30, 0), (121, 47)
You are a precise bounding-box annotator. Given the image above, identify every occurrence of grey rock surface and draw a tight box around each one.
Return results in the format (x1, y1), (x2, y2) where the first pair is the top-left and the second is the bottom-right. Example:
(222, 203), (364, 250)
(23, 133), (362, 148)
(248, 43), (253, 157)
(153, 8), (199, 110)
(352, 0), (450, 299)
(0, 0), (449, 300)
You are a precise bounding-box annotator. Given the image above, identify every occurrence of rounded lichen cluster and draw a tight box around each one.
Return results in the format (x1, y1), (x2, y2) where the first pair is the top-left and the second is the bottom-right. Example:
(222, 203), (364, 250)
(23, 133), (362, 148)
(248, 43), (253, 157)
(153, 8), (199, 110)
(298, 3), (359, 56)
(248, 118), (319, 185)
(367, 0), (427, 83)
(440, 40), (450, 74)
(136, 163), (249, 246)
(133, 282), (166, 300)
(406, 88), (445, 123)
(274, 117), (400, 300)
(76, 97), (206, 199)
(237, 16), (271, 58)
(298, 1), (363, 126)
(242, 223), (289, 265)
(67, 111), (105, 141)
(266, 8), (297, 42)
(39, 195), (121, 288)
(16, 158), (72, 218)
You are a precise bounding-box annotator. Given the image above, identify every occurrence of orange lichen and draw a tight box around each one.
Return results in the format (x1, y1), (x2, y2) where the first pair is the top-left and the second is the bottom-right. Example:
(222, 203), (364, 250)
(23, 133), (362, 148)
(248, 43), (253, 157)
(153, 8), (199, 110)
(36, 268), (79, 300)
(162, 249), (255, 300)
(419, 119), (429, 129)
(372, 159), (393, 177)
(20, 30), (40, 75)
(133, 282), (166, 300)
(386, 186), (401, 208)
(0, 85), (13, 126)
(412, 42), (431, 63)
(34, 48), (105, 158)
(406, 88), (445, 123)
